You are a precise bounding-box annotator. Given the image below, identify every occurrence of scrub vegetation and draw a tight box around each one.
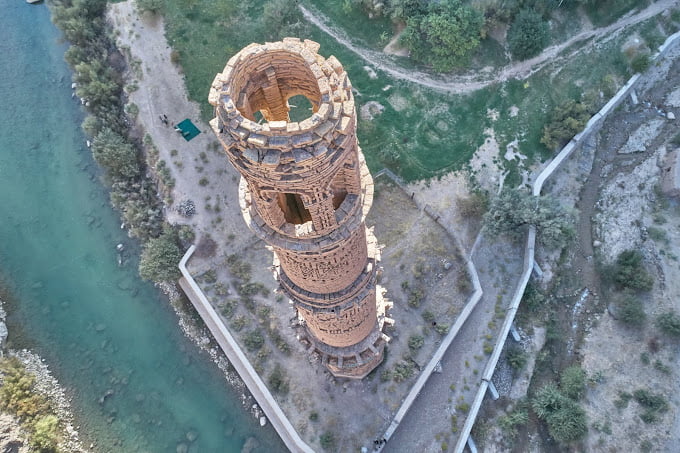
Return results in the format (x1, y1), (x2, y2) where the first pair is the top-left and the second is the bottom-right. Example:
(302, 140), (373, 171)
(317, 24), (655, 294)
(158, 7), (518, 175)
(49, 0), (185, 283)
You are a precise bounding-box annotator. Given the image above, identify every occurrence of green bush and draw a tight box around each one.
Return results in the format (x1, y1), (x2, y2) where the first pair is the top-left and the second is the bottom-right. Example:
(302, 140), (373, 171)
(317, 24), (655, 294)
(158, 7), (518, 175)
(484, 188), (575, 248)
(541, 100), (592, 150)
(617, 293), (646, 326)
(393, 360), (415, 382)
(507, 9), (550, 60)
(633, 388), (668, 423)
(400, 0), (484, 71)
(267, 364), (289, 395)
(31, 415), (60, 452)
(656, 311), (680, 337)
(408, 335), (424, 350)
(243, 330), (265, 351)
(532, 383), (588, 444)
(498, 405), (529, 439)
(610, 250), (653, 291)
(631, 53), (651, 73)
(139, 231), (182, 282)
(320, 432), (336, 451)
(0, 357), (50, 420)
(560, 366), (586, 400)
(507, 346), (528, 370)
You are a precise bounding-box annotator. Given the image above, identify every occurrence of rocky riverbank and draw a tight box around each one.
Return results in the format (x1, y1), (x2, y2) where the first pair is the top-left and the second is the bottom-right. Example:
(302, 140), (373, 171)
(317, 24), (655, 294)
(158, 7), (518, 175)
(0, 298), (88, 453)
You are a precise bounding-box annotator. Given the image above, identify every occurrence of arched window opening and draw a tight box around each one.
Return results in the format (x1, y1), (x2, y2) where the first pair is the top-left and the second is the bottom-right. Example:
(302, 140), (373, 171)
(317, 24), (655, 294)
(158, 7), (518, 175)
(277, 193), (312, 225)
(332, 188), (347, 210)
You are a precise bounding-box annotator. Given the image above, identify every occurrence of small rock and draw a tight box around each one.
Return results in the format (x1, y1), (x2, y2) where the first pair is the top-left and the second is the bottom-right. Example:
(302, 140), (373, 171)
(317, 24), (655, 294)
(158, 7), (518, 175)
(593, 240), (602, 248)
(668, 111), (676, 120)
(176, 442), (189, 453)
(186, 430), (198, 442)
(259, 416), (267, 427)
(241, 437), (259, 453)
(95, 323), (107, 332)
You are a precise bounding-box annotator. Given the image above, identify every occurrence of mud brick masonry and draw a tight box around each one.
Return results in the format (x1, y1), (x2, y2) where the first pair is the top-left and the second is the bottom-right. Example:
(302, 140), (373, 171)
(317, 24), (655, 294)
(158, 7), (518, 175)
(208, 38), (393, 378)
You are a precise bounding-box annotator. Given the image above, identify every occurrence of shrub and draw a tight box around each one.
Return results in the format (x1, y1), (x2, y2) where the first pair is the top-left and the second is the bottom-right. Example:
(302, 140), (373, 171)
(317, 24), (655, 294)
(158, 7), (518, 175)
(498, 405), (529, 438)
(309, 411), (319, 422)
(610, 250), (653, 291)
(243, 330), (265, 351)
(633, 388), (668, 423)
(484, 188), (575, 248)
(139, 231), (182, 282)
(457, 191), (489, 218)
(631, 53), (651, 73)
(507, 9), (550, 60)
(560, 366), (586, 400)
(0, 357), (50, 420)
(320, 432), (335, 450)
(507, 346), (528, 370)
(393, 361), (415, 382)
(408, 335), (424, 350)
(656, 311), (680, 337)
(435, 323), (450, 335)
(541, 100), (592, 150)
(31, 415), (60, 452)
(617, 294), (646, 326)
(267, 364), (289, 395)
(532, 384), (588, 444)
(422, 310), (435, 323)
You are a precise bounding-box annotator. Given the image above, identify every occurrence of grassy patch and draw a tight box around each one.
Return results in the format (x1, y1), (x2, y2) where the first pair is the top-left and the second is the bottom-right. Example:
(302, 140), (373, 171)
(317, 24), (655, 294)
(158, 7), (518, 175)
(161, 0), (647, 182)
(583, 0), (650, 27)
(303, 0), (394, 50)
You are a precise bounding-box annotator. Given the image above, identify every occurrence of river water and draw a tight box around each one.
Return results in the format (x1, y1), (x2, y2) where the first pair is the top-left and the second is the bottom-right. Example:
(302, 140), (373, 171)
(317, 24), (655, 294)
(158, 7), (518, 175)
(0, 1), (283, 452)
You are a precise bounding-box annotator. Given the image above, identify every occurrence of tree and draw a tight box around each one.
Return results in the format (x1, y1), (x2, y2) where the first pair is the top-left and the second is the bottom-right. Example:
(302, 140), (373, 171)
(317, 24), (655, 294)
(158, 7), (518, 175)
(541, 100), (592, 150)
(400, 0), (484, 72)
(483, 188), (575, 248)
(139, 231), (182, 282)
(91, 128), (140, 180)
(507, 9), (550, 60)
(389, 0), (428, 21)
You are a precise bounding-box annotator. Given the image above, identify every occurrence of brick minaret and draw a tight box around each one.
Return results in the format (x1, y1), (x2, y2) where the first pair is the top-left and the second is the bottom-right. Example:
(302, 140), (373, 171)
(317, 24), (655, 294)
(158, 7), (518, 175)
(208, 39), (391, 378)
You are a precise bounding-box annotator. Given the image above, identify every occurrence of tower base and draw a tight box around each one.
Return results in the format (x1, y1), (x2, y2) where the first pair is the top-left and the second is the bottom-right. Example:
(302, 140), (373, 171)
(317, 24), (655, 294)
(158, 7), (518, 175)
(299, 286), (393, 379)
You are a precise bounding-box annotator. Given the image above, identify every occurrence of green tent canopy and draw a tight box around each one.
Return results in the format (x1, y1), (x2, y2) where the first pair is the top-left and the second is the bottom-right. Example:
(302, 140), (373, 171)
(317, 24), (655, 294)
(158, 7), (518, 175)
(175, 119), (201, 141)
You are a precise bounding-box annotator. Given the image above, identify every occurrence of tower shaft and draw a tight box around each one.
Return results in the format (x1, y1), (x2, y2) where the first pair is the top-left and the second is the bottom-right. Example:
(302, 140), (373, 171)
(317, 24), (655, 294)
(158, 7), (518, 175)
(209, 38), (389, 378)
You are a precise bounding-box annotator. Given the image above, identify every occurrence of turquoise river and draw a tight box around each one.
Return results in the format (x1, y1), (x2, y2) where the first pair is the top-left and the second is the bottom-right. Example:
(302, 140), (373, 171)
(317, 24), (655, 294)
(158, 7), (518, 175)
(0, 1), (284, 452)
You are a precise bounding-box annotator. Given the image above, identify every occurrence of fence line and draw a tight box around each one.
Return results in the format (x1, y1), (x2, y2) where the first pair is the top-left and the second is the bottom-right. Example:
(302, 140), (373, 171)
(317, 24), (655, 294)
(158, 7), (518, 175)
(453, 28), (680, 453)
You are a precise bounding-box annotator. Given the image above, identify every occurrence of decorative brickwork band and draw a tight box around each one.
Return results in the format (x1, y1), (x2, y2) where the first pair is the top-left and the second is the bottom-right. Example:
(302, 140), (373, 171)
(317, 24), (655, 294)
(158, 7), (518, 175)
(209, 38), (392, 378)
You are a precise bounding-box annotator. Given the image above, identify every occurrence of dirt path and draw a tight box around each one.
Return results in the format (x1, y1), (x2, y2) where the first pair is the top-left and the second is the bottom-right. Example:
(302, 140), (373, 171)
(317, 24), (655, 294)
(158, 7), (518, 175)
(300, 0), (679, 94)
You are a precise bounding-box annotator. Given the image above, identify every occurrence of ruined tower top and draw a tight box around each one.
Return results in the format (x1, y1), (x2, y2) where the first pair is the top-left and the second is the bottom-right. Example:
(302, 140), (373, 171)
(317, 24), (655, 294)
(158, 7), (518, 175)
(209, 39), (391, 378)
